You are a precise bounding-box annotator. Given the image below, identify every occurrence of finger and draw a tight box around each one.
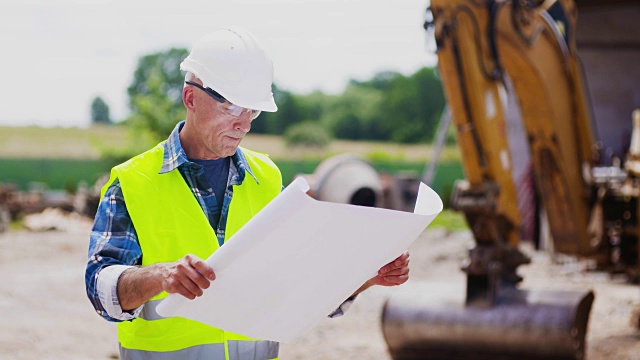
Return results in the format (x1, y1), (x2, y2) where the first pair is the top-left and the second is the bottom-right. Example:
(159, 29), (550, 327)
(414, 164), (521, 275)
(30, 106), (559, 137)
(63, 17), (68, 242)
(381, 266), (410, 277)
(379, 260), (397, 274)
(176, 271), (204, 297)
(390, 259), (410, 271)
(164, 273), (201, 299)
(174, 283), (197, 300)
(187, 254), (216, 281)
(394, 251), (410, 266)
(383, 274), (409, 285)
(380, 252), (410, 273)
(176, 260), (210, 291)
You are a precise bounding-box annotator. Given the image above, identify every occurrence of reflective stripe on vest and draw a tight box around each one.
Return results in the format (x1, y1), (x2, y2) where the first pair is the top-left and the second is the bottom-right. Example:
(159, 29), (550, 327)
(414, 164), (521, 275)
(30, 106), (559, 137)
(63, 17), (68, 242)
(119, 341), (279, 360)
(138, 299), (165, 321)
(228, 340), (279, 360)
(120, 344), (224, 360)
(103, 143), (282, 359)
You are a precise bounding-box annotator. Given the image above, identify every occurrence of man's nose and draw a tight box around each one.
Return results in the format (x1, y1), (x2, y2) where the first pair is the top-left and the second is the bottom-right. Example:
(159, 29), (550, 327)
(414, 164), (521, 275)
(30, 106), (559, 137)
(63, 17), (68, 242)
(234, 112), (252, 132)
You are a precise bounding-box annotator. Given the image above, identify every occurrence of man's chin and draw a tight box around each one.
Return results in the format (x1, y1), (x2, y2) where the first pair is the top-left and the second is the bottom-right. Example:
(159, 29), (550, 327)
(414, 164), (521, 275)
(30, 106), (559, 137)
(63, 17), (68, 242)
(222, 145), (240, 157)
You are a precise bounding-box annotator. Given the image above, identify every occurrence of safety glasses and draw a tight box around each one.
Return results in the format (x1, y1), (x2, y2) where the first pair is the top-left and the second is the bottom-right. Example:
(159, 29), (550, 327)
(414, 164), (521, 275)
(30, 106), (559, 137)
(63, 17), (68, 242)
(185, 81), (261, 120)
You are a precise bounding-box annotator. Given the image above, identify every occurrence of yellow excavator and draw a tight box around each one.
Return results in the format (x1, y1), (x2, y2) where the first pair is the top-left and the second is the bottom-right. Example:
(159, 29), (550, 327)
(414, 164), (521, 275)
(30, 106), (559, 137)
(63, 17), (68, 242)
(378, 0), (640, 359)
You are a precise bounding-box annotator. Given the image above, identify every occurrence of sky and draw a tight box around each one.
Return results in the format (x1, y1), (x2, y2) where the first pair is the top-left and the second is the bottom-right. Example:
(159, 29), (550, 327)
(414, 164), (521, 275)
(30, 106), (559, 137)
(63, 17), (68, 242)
(0, 0), (437, 128)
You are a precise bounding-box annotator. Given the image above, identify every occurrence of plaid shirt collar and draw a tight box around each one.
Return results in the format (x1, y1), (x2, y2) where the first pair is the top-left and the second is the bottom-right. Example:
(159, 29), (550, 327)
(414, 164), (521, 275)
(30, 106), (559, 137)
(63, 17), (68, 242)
(158, 120), (258, 185)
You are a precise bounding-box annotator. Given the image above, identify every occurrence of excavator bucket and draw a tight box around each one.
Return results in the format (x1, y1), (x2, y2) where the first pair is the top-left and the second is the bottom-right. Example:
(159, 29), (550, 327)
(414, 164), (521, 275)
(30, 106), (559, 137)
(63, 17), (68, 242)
(382, 283), (594, 360)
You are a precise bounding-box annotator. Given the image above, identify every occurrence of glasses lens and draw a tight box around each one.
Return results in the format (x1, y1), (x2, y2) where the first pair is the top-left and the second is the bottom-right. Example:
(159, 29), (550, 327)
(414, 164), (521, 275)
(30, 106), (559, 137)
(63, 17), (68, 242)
(187, 81), (260, 120)
(225, 104), (245, 117)
(224, 104), (261, 120)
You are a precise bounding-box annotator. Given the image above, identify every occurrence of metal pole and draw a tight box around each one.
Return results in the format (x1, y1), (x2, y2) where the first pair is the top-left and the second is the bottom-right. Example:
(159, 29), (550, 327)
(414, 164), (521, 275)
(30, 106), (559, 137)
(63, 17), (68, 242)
(422, 106), (452, 186)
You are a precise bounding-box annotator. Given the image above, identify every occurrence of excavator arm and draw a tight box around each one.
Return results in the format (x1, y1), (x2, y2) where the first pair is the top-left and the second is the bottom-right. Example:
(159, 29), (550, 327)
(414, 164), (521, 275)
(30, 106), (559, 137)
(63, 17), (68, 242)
(439, 0), (597, 268)
(493, 0), (596, 255)
(432, 0), (598, 305)
(382, 1), (603, 359)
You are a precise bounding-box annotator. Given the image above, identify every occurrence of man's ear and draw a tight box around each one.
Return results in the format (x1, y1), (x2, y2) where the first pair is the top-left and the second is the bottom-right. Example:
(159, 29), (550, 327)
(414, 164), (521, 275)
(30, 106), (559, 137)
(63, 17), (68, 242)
(183, 86), (195, 111)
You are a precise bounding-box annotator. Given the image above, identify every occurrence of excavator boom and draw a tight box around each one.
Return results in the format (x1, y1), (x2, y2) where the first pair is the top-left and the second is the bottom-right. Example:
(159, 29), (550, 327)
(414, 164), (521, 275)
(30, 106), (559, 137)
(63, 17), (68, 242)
(383, 0), (640, 358)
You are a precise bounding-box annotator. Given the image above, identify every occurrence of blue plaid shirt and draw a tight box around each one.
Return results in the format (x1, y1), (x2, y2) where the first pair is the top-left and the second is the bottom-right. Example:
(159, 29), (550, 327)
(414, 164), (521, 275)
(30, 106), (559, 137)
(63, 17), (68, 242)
(85, 121), (259, 322)
(86, 121), (355, 322)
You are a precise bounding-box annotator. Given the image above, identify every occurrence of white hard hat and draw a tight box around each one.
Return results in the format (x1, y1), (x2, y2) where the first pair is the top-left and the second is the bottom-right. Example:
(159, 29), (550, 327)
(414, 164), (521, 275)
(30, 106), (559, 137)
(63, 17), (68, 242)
(180, 26), (277, 112)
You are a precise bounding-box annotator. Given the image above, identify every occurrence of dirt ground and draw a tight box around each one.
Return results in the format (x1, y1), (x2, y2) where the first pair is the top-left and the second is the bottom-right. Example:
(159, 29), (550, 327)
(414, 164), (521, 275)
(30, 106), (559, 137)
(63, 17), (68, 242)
(1, 222), (639, 360)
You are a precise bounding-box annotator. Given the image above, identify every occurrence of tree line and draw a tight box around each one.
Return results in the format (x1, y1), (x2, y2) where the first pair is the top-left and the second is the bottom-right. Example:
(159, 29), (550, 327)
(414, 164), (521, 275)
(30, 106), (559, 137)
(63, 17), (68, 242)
(93, 48), (446, 146)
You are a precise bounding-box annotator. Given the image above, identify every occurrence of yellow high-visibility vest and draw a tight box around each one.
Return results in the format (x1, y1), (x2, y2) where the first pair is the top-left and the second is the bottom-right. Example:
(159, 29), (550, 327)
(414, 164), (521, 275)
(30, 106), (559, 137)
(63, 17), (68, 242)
(101, 143), (282, 360)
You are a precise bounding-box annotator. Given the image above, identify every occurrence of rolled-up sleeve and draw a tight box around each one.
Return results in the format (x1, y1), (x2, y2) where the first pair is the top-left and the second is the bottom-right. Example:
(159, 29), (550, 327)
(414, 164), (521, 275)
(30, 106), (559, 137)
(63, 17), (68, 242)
(328, 295), (358, 318)
(85, 179), (143, 322)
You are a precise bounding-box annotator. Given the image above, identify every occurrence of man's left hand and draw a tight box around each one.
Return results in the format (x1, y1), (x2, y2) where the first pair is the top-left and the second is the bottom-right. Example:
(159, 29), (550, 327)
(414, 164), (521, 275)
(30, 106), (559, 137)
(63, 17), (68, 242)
(352, 251), (411, 297)
(371, 251), (410, 287)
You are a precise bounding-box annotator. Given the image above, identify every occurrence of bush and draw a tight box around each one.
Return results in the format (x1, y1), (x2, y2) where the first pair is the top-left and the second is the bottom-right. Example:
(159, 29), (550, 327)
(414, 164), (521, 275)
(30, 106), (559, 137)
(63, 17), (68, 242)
(365, 149), (405, 162)
(284, 122), (333, 149)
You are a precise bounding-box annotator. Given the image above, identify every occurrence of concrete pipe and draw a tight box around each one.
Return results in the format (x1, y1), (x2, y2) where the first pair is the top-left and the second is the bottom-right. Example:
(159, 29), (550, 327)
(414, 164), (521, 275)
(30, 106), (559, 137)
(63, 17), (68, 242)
(309, 153), (383, 207)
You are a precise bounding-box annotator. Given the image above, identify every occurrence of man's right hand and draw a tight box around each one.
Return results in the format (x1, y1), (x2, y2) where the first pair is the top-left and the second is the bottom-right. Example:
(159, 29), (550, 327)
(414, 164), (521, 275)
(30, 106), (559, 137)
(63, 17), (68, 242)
(159, 254), (216, 299)
(117, 254), (216, 311)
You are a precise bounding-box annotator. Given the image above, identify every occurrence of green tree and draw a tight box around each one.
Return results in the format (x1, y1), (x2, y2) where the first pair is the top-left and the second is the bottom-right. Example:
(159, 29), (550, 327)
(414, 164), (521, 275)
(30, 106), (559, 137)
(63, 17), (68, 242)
(412, 67), (446, 141)
(126, 48), (189, 142)
(349, 70), (400, 92)
(295, 90), (333, 126)
(90, 96), (111, 124)
(322, 85), (383, 140)
(253, 88), (333, 136)
(120, 49), (446, 147)
(374, 67), (445, 143)
(253, 86), (295, 134)
(284, 121), (333, 148)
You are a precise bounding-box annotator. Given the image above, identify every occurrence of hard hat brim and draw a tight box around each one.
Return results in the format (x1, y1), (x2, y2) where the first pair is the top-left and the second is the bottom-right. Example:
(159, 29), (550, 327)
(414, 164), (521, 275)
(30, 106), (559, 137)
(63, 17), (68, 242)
(181, 60), (278, 113)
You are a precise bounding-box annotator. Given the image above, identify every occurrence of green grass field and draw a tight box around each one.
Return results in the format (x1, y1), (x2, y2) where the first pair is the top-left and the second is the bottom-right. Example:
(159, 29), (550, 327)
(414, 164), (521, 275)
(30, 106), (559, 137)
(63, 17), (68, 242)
(429, 209), (468, 231)
(0, 124), (462, 162)
(0, 158), (114, 192)
(0, 124), (129, 159)
(0, 125), (465, 207)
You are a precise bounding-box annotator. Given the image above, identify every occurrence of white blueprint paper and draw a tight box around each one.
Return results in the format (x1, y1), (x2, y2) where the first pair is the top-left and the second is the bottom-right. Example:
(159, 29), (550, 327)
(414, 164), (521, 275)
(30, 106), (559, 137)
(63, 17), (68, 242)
(156, 177), (442, 342)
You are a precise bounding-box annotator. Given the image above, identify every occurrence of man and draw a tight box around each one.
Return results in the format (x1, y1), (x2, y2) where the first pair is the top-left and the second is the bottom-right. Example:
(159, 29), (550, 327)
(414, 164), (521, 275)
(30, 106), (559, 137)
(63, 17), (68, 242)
(86, 26), (410, 360)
